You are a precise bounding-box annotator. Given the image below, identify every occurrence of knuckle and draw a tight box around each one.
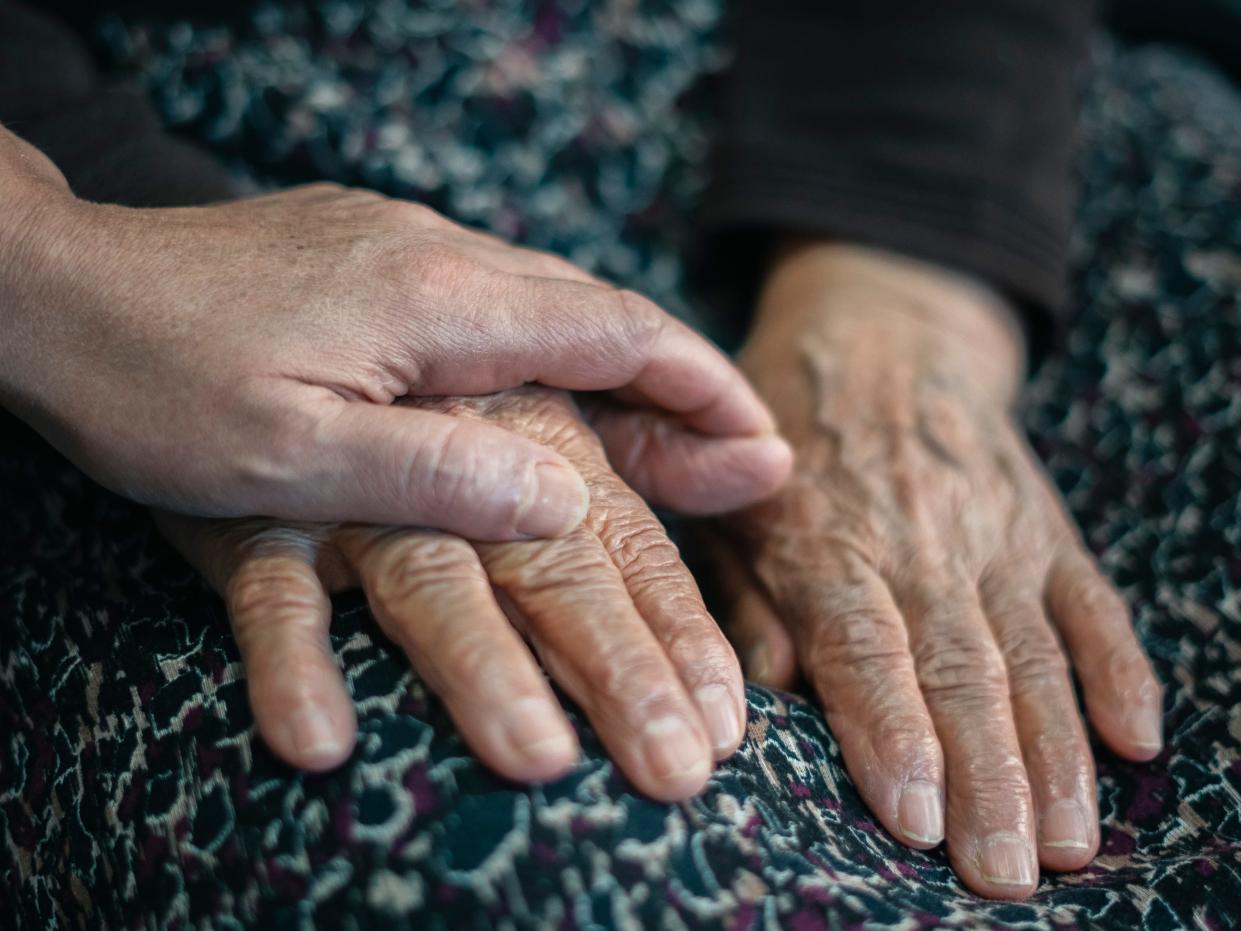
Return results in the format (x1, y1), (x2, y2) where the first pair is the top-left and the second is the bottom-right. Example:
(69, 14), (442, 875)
(807, 602), (907, 672)
(368, 536), (478, 609)
(817, 602), (903, 653)
(230, 523), (323, 562)
(994, 622), (1069, 695)
(600, 526), (723, 673)
(510, 409), (588, 456)
(436, 630), (503, 686)
(604, 514), (678, 581)
(591, 643), (680, 709)
(229, 570), (317, 622)
(392, 198), (442, 225)
(660, 621), (734, 682)
(485, 532), (612, 592)
(1103, 640), (1158, 696)
(614, 289), (666, 353)
(869, 716), (942, 774)
(914, 628), (1009, 707)
(527, 250), (583, 280)
(409, 241), (477, 290)
(1071, 574), (1130, 627)
(381, 235), (477, 303)
(1025, 718), (1090, 772)
(365, 194), (435, 225)
(963, 753), (1032, 804)
(332, 187), (390, 216)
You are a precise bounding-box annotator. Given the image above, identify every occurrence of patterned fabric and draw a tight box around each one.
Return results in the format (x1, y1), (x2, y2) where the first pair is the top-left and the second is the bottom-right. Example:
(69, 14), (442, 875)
(2, 2), (1240, 927)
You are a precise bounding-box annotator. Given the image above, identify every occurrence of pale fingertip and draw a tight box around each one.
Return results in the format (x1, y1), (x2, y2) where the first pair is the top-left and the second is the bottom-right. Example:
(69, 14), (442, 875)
(759, 432), (794, 471)
(730, 434), (795, 504)
(977, 832), (1037, 890)
(745, 392), (779, 437)
(694, 683), (745, 756)
(1040, 799), (1092, 852)
(1038, 799), (1097, 873)
(1093, 693), (1163, 761)
(897, 780), (945, 846)
(498, 696), (579, 781)
(1125, 699), (1164, 757)
(641, 715), (712, 799)
(285, 704), (353, 771)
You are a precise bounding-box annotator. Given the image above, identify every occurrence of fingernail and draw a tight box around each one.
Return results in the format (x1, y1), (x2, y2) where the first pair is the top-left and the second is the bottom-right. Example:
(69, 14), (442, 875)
(897, 781), (944, 844)
(643, 716), (710, 785)
(743, 434), (794, 466)
(1041, 799), (1091, 850)
(695, 684), (743, 754)
(745, 643), (770, 684)
(288, 706), (346, 765)
(762, 433), (794, 463)
(516, 462), (590, 537)
(1127, 707), (1163, 752)
(755, 407), (777, 434)
(503, 697), (578, 765)
(978, 832), (1035, 887)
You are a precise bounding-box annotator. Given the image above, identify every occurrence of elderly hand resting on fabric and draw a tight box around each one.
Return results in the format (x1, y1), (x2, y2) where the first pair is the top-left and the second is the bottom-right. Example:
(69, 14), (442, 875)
(715, 243), (1162, 899)
(158, 387), (782, 801)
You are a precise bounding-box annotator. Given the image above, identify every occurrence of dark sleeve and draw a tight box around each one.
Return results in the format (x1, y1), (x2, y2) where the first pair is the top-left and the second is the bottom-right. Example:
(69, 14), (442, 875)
(0, 2), (241, 207)
(704, 0), (1096, 327)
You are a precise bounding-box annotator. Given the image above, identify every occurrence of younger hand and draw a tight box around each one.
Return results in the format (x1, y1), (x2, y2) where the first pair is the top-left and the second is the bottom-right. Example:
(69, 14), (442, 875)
(0, 133), (777, 538)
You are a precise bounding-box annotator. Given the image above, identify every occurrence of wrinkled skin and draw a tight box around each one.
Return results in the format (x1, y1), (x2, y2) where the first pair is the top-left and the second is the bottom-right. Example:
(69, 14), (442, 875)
(0, 125), (781, 539)
(158, 387), (766, 801)
(718, 243), (1163, 899)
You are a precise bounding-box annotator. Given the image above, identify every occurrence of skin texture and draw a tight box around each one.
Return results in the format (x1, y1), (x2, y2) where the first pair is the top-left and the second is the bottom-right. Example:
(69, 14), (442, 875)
(157, 387), (769, 801)
(717, 242), (1164, 900)
(0, 124), (783, 539)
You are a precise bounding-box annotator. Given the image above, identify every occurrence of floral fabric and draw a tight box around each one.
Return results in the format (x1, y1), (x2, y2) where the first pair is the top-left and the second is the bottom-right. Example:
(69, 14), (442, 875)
(1, 2), (1239, 928)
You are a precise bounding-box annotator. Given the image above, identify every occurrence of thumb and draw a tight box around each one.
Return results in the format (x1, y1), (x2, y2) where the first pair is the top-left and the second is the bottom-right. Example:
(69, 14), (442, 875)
(254, 395), (590, 541)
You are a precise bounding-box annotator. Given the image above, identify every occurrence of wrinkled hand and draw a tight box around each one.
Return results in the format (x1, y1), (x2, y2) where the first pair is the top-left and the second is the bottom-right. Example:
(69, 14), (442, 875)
(0, 127), (777, 537)
(158, 387), (763, 800)
(717, 244), (1162, 899)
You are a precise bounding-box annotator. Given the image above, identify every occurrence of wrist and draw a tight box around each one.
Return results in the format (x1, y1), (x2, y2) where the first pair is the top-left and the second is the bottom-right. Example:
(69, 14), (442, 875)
(743, 241), (1026, 406)
(0, 159), (89, 412)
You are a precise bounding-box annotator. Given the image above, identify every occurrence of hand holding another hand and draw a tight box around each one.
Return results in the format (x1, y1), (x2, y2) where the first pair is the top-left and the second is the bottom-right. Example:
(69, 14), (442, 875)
(0, 132), (783, 538)
(158, 387), (779, 800)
